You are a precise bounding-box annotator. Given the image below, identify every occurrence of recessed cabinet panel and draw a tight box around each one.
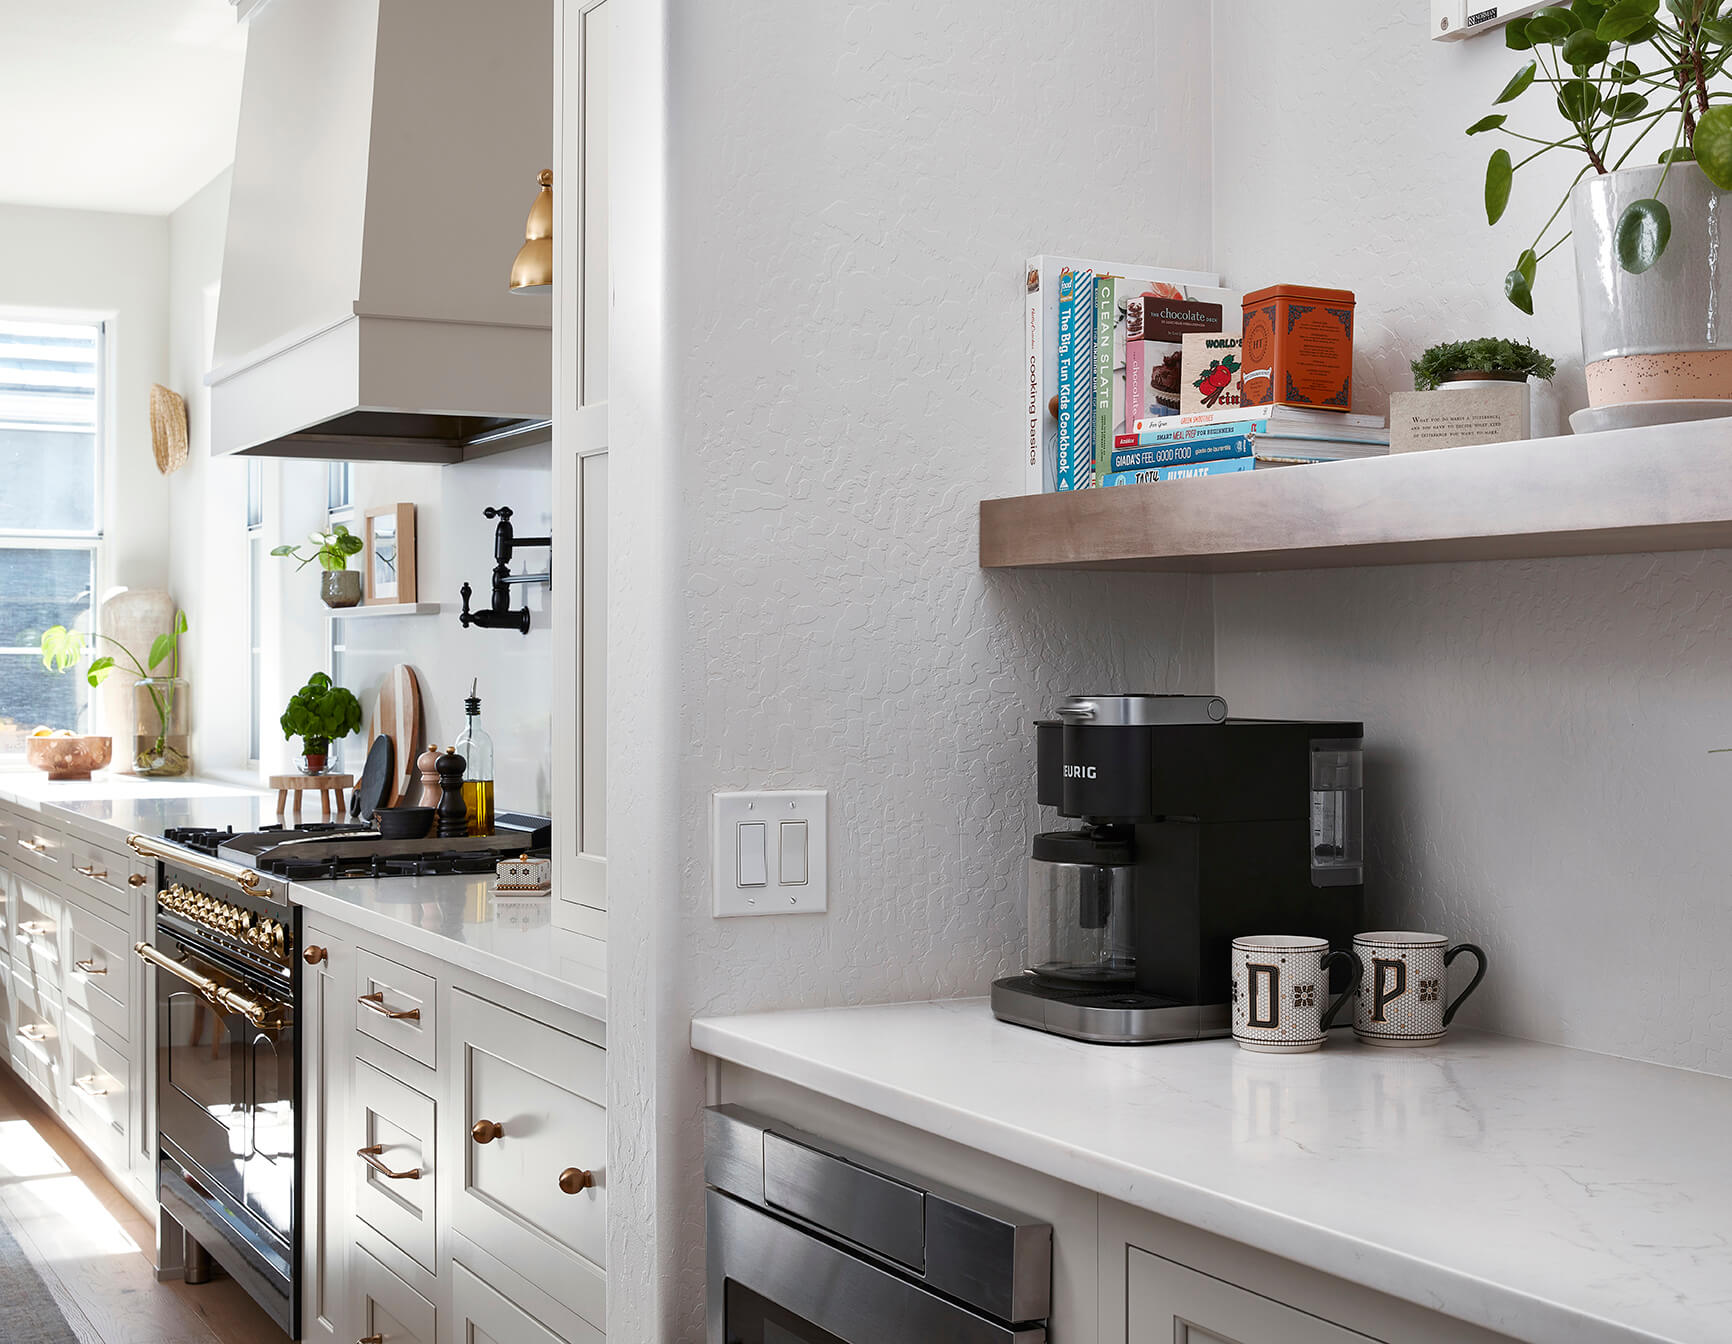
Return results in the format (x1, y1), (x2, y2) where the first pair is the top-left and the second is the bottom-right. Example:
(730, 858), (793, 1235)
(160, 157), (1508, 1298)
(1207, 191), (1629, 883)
(12, 975), (62, 1106)
(353, 1060), (437, 1273)
(353, 1244), (435, 1344)
(1127, 1246), (1376, 1344)
(11, 819), (64, 879)
(61, 1005), (128, 1169)
(354, 947), (436, 1068)
(454, 1259), (602, 1344)
(12, 876), (62, 993)
(64, 838), (135, 919)
(448, 989), (606, 1333)
(62, 904), (130, 1043)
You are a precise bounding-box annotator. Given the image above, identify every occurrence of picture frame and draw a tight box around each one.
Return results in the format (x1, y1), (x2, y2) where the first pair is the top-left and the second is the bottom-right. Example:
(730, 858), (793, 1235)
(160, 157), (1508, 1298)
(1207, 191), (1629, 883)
(363, 503), (417, 605)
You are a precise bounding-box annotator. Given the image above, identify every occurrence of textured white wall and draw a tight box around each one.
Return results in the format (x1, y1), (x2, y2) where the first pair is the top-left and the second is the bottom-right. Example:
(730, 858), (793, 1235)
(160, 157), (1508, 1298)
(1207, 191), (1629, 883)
(1210, 3), (1732, 1076)
(607, 1), (1219, 1336)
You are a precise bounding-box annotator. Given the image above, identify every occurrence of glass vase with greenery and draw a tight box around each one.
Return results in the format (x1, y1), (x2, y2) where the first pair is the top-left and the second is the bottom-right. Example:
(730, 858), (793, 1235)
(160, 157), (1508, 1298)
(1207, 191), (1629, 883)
(1468, 0), (1732, 311)
(279, 672), (363, 774)
(40, 611), (191, 777)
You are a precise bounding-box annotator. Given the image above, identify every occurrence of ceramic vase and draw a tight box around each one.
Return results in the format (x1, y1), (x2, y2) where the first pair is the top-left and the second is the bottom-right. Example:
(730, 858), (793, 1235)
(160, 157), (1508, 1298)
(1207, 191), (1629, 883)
(321, 569), (363, 608)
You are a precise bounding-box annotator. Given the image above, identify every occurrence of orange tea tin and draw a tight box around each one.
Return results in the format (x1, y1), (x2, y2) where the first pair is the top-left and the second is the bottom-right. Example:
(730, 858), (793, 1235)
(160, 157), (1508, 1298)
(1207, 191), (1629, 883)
(1240, 284), (1356, 411)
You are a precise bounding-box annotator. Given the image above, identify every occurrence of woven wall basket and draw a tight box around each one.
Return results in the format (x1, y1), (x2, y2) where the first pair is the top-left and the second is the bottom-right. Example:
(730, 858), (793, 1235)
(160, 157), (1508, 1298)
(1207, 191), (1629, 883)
(150, 383), (188, 475)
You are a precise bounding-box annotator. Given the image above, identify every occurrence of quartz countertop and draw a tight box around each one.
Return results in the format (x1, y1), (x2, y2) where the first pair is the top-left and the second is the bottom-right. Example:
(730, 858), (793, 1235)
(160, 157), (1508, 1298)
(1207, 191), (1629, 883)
(0, 767), (603, 1019)
(291, 873), (604, 1020)
(693, 999), (1732, 1344)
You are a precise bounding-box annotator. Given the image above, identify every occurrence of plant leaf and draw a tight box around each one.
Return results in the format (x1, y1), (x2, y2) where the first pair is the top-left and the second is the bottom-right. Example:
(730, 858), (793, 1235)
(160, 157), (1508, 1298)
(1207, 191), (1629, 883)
(1557, 78), (1603, 121)
(1610, 58), (1641, 83)
(1659, 145), (1698, 162)
(1562, 29), (1612, 64)
(1507, 15), (1536, 46)
(1572, 0), (1610, 22)
(148, 633), (173, 670)
(1701, 14), (1732, 37)
(175, 610), (188, 635)
(1529, 5), (1584, 40)
(269, 545), (296, 557)
(1607, 91), (1650, 117)
(1697, 105), (1732, 189)
(1597, 0), (1662, 38)
(1505, 268), (1536, 314)
(1495, 61), (1538, 104)
(1486, 148), (1515, 224)
(1518, 248), (1539, 286)
(1467, 114), (1509, 135)
(1616, 197), (1672, 272)
(85, 654), (115, 687)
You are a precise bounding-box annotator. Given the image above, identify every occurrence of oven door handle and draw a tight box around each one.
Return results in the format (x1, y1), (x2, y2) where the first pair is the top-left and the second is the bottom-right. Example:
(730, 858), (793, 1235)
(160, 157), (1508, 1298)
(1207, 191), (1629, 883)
(133, 941), (281, 1029)
(126, 833), (266, 895)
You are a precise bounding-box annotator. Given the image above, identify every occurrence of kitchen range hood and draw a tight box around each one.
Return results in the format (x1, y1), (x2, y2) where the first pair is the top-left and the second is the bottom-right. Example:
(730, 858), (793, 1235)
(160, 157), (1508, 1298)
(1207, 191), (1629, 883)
(207, 0), (552, 462)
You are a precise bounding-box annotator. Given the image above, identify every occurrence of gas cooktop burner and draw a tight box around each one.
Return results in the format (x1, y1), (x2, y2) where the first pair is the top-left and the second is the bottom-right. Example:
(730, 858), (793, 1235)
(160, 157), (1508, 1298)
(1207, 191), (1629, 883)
(162, 821), (369, 859)
(263, 848), (527, 881)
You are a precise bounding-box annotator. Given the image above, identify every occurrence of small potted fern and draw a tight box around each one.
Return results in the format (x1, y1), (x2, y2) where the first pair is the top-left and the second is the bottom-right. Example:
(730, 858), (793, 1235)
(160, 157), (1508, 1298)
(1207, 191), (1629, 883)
(1413, 338), (1557, 437)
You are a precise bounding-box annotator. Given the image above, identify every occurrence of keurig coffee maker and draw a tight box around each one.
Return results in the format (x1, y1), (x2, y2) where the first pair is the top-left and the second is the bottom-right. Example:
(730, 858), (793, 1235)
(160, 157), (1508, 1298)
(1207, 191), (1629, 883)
(992, 694), (1364, 1045)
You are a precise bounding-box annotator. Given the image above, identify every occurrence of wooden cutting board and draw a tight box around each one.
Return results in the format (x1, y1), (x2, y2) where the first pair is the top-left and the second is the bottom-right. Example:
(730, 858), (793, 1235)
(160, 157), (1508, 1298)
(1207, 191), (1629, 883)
(369, 665), (422, 807)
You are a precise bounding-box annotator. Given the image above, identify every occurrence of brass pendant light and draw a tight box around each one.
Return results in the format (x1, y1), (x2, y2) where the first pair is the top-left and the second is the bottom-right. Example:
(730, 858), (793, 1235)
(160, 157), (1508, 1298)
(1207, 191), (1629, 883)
(509, 169), (553, 294)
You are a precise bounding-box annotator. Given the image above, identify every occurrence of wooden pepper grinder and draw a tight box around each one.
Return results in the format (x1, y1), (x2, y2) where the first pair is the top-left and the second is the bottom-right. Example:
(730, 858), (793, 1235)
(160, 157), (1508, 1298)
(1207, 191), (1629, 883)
(417, 744), (443, 807)
(435, 749), (469, 838)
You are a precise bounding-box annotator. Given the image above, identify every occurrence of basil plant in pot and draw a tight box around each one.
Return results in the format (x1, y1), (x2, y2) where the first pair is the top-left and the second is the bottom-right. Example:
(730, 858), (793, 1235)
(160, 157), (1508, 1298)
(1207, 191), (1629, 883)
(279, 672), (363, 775)
(272, 524), (365, 608)
(1470, 0), (1732, 412)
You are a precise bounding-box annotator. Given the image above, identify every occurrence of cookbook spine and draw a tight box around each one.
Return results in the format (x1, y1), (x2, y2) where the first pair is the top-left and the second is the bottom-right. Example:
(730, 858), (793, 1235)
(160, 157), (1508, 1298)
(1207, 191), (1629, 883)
(1057, 269), (1096, 491)
(1025, 257), (1047, 494)
(1092, 275), (1115, 486)
(1111, 432), (1258, 472)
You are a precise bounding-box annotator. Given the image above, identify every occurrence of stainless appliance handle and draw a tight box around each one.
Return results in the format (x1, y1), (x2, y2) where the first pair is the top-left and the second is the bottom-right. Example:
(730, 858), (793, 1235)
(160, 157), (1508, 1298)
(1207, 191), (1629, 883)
(126, 833), (265, 895)
(133, 941), (278, 1029)
(706, 1191), (1044, 1344)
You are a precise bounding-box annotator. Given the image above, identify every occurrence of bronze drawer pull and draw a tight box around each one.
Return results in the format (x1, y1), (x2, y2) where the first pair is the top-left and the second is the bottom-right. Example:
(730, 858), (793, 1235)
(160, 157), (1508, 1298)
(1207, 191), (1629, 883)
(73, 863), (107, 879)
(17, 838), (46, 855)
(72, 1074), (107, 1098)
(73, 958), (106, 976)
(359, 1335), (384, 1343)
(17, 1024), (49, 1043)
(357, 991), (420, 1021)
(303, 945), (328, 966)
(558, 1167), (594, 1194)
(471, 1119), (504, 1144)
(18, 920), (53, 937)
(357, 1144), (421, 1181)
(128, 873), (148, 887)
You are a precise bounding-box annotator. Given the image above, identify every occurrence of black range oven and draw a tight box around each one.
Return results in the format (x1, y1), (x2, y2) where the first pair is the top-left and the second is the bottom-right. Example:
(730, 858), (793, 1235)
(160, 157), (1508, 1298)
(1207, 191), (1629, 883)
(705, 1105), (1052, 1344)
(128, 834), (301, 1338)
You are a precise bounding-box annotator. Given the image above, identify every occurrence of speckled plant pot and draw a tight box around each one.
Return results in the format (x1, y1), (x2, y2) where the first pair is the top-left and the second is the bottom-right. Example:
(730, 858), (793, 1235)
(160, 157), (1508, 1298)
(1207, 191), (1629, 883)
(321, 569), (362, 608)
(1572, 163), (1732, 408)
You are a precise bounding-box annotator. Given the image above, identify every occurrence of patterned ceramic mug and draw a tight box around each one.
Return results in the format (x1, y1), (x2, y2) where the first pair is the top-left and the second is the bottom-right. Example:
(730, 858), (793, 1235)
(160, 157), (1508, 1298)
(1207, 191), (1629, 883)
(1352, 932), (1488, 1047)
(1230, 935), (1362, 1054)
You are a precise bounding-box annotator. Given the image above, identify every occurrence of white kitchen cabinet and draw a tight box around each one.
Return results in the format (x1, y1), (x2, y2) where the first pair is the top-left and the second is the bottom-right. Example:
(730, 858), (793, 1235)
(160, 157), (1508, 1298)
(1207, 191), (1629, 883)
(300, 918), (353, 1344)
(1126, 1247), (1375, 1344)
(353, 1059), (439, 1273)
(453, 1258), (603, 1344)
(353, 1242), (436, 1344)
(551, 0), (609, 936)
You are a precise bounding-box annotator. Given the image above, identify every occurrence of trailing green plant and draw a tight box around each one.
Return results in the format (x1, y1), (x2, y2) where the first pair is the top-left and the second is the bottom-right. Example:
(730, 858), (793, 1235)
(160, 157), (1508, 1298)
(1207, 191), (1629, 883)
(271, 523), (364, 571)
(39, 612), (190, 772)
(1467, 0), (1732, 312)
(279, 672), (363, 757)
(1412, 338), (1559, 389)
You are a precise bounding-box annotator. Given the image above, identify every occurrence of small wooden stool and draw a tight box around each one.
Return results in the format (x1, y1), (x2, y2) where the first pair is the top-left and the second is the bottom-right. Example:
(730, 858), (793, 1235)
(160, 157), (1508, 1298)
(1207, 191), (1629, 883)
(268, 773), (356, 821)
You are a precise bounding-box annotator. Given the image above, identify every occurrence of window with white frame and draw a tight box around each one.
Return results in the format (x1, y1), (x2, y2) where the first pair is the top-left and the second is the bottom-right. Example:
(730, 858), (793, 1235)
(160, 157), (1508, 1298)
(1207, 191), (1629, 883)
(0, 318), (103, 754)
(246, 458), (264, 764)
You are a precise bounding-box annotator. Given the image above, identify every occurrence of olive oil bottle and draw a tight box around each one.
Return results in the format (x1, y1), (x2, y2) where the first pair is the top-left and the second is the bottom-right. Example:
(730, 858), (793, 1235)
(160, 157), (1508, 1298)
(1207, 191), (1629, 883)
(454, 681), (495, 836)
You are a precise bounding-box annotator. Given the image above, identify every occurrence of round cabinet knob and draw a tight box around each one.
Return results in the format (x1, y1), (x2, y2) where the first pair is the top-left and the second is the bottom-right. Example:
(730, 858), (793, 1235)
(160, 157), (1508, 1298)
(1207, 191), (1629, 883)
(558, 1167), (594, 1195)
(471, 1120), (504, 1145)
(128, 874), (147, 887)
(303, 946), (327, 966)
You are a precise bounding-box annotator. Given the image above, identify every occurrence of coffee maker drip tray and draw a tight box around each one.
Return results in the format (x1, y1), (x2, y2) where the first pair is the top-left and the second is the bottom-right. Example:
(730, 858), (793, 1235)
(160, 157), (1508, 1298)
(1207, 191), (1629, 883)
(991, 974), (1230, 1046)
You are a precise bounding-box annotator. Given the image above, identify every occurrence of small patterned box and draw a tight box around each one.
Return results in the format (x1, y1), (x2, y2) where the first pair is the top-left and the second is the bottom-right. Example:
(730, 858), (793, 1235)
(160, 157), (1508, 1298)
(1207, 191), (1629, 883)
(494, 854), (551, 894)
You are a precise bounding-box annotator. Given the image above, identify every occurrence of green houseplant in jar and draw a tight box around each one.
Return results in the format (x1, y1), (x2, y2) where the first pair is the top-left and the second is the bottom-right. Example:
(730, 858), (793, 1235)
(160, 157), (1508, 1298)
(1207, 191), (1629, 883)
(40, 612), (192, 777)
(271, 524), (365, 607)
(279, 672), (363, 774)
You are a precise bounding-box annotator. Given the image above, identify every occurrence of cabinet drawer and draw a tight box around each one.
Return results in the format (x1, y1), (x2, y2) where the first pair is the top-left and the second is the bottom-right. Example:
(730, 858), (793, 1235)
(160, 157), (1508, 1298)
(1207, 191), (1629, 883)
(355, 948), (435, 1069)
(354, 1061), (437, 1272)
(453, 1259), (601, 1344)
(353, 1243), (435, 1344)
(12, 975), (63, 1103)
(448, 990), (605, 1332)
(12, 878), (62, 993)
(64, 837), (143, 920)
(11, 818), (65, 878)
(61, 1004), (129, 1162)
(63, 903), (130, 1043)
(1128, 1245), (1376, 1344)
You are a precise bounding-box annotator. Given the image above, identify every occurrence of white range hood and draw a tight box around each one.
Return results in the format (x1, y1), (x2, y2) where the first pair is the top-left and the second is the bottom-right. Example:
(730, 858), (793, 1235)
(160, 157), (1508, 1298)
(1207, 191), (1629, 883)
(208, 0), (553, 462)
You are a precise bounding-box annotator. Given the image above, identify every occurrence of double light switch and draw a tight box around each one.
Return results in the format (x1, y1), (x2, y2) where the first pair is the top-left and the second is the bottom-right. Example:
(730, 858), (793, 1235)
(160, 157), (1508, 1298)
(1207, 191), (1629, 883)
(713, 790), (827, 917)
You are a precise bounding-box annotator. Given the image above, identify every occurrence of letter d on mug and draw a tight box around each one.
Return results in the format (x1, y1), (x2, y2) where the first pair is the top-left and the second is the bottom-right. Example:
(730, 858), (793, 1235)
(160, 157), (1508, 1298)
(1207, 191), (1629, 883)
(1231, 936), (1361, 1054)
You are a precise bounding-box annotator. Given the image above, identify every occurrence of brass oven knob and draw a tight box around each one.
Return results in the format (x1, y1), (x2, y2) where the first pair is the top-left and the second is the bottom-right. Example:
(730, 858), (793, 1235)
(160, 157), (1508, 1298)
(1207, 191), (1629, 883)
(558, 1167), (594, 1195)
(303, 945), (327, 965)
(471, 1120), (504, 1145)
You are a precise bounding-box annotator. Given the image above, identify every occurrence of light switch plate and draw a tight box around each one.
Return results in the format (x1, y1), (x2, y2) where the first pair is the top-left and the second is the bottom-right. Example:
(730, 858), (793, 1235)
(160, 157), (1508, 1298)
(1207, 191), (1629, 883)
(713, 790), (827, 917)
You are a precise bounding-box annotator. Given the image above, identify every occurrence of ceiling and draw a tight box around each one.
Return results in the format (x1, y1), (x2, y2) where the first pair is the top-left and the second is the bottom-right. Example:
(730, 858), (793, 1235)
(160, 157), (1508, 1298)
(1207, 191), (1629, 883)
(0, 0), (245, 215)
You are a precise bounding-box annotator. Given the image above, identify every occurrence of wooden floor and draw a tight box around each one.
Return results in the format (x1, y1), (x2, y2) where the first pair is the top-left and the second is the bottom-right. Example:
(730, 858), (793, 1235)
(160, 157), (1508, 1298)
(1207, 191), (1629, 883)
(0, 1066), (287, 1344)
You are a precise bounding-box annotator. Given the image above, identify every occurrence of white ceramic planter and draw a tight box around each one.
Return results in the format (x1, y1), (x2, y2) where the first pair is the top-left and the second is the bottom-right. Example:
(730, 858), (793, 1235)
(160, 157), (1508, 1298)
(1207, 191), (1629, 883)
(1571, 163), (1732, 407)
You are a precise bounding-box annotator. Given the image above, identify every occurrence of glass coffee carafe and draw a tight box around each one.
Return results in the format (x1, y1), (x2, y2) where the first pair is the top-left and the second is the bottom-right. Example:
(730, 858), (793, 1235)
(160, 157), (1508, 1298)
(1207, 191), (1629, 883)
(1026, 827), (1136, 985)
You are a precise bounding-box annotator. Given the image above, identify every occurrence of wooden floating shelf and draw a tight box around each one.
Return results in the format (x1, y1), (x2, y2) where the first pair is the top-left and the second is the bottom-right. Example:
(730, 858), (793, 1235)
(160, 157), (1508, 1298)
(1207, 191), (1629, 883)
(979, 420), (1732, 573)
(327, 602), (442, 619)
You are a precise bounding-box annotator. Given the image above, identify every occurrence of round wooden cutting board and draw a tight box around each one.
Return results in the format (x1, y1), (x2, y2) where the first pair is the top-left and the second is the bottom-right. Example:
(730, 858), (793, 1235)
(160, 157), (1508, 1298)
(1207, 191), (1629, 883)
(369, 664), (422, 807)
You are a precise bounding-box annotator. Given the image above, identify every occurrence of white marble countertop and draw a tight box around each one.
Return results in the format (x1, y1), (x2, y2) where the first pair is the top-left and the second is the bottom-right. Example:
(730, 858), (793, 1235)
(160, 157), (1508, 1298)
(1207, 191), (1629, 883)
(291, 873), (604, 1020)
(693, 999), (1732, 1344)
(0, 768), (603, 1018)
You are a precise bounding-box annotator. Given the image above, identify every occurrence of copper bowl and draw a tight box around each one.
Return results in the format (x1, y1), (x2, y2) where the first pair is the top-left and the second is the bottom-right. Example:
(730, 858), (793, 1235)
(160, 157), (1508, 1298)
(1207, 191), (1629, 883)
(25, 734), (113, 781)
